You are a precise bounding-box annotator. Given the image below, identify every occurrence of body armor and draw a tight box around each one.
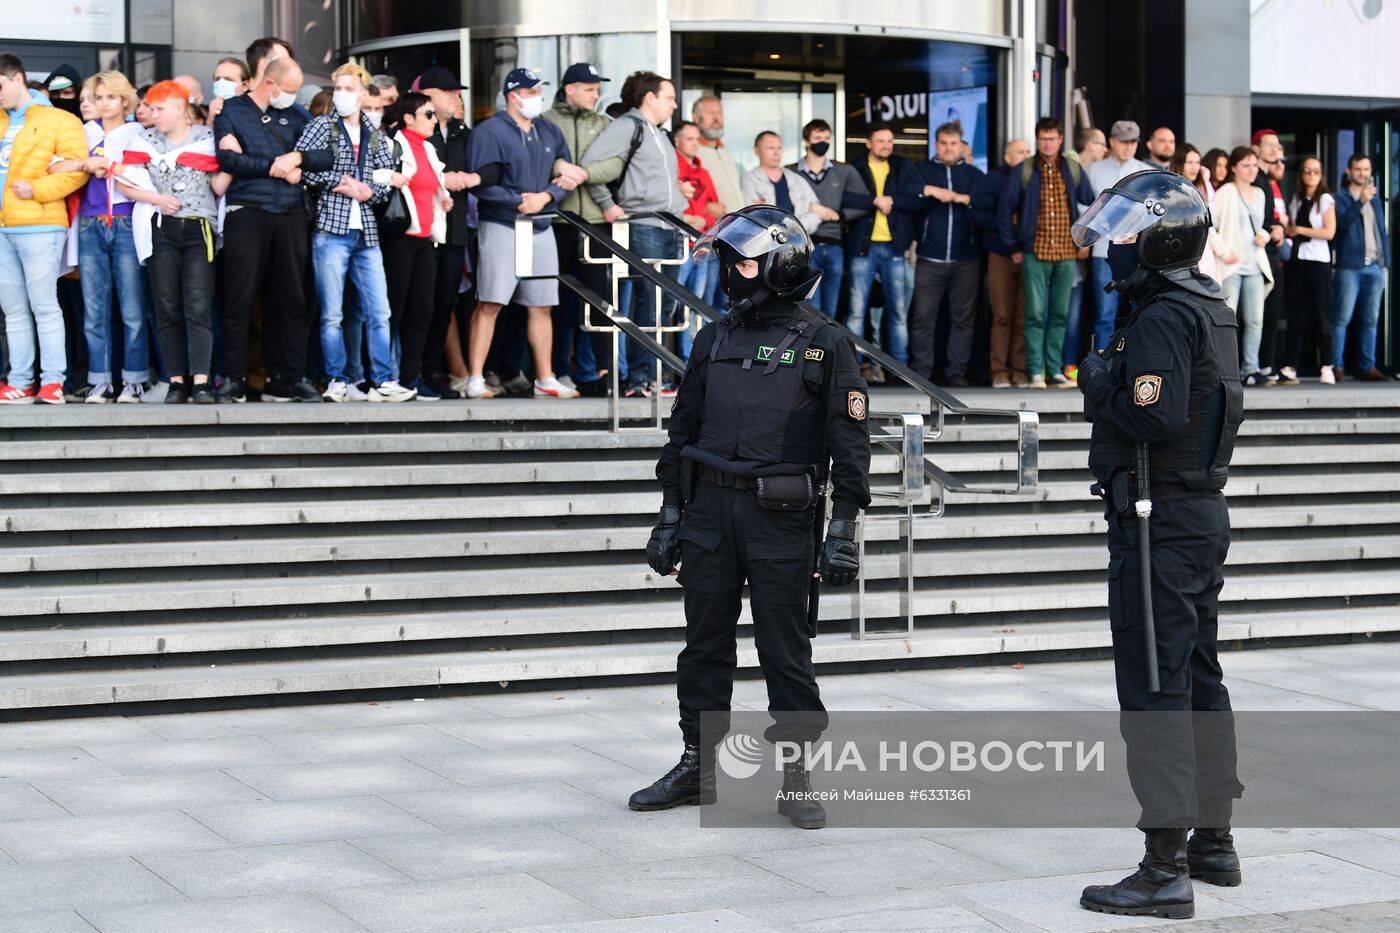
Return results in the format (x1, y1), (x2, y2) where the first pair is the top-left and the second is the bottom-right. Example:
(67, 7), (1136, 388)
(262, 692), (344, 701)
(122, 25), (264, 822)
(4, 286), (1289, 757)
(1089, 289), (1244, 491)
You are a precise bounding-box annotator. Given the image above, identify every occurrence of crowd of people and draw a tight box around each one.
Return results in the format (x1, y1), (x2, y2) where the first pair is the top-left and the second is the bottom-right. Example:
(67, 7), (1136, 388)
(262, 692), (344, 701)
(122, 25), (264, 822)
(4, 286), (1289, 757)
(0, 39), (1389, 406)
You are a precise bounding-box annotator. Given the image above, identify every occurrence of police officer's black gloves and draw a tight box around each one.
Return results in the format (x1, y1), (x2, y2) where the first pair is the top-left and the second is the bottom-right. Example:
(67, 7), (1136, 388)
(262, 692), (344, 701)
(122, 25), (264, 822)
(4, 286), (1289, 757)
(819, 518), (860, 587)
(646, 506), (682, 576)
(1078, 351), (1111, 398)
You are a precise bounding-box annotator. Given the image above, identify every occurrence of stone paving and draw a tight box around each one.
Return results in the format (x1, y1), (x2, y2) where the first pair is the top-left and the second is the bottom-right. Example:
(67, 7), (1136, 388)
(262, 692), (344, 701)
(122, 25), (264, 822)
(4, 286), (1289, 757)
(2, 642), (1399, 932)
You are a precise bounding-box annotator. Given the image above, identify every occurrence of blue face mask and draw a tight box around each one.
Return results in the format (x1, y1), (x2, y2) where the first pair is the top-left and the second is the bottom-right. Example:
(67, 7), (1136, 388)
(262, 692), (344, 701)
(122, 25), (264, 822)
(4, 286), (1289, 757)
(1106, 241), (1140, 287)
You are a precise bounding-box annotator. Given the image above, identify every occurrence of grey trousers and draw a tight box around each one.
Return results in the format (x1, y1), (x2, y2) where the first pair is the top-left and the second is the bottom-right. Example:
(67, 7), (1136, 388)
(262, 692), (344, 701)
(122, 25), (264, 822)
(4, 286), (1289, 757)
(909, 257), (979, 380)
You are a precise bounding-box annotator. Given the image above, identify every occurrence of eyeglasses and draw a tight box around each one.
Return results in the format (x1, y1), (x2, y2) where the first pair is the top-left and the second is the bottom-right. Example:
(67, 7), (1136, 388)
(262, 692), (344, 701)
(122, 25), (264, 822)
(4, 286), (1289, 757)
(420, 110), (436, 120)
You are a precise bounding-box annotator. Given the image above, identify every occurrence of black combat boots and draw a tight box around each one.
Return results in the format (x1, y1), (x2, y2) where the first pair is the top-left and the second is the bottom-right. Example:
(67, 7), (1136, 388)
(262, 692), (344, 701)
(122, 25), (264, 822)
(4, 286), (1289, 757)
(628, 744), (715, 810)
(1188, 828), (1242, 886)
(776, 760), (827, 829)
(1080, 828), (1195, 919)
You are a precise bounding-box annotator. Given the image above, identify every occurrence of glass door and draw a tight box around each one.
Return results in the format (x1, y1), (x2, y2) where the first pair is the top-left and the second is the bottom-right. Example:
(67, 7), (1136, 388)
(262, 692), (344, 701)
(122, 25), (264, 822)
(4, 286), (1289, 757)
(682, 69), (844, 176)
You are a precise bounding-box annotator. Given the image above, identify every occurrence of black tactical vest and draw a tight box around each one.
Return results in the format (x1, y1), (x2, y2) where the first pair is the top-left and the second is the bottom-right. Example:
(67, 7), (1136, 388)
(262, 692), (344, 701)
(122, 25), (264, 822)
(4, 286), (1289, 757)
(688, 304), (834, 471)
(1090, 289), (1244, 491)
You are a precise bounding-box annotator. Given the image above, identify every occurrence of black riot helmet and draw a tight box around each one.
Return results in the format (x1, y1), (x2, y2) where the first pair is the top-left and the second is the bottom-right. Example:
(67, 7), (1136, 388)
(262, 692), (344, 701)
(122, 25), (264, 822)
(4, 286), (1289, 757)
(692, 205), (819, 319)
(1073, 169), (1212, 291)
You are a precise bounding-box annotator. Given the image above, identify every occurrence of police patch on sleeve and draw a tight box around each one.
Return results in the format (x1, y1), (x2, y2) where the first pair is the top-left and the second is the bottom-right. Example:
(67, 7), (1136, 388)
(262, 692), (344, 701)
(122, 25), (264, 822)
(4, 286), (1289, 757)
(1134, 374), (1163, 407)
(804, 347), (825, 362)
(847, 391), (867, 420)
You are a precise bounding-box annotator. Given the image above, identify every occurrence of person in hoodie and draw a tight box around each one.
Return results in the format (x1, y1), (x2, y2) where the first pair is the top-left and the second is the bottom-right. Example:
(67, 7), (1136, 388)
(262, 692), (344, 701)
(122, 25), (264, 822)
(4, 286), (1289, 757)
(541, 62), (623, 397)
(0, 54), (89, 405)
(905, 121), (984, 385)
(581, 70), (686, 398)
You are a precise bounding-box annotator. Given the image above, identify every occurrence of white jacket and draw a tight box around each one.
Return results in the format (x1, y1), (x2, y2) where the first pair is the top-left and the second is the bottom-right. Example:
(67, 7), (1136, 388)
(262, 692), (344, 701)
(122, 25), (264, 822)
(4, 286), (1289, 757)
(373, 131), (447, 244)
(740, 166), (821, 234)
(1212, 182), (1273, 291)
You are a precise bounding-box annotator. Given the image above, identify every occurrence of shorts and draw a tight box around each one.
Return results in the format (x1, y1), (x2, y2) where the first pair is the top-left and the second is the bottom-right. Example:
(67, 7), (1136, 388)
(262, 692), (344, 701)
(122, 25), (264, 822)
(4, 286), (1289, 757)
(477, 219), (560, 307)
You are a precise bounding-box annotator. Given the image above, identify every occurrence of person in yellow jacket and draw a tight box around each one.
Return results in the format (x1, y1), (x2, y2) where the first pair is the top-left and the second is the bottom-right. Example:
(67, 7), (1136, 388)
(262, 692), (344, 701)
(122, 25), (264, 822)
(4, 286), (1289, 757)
(0, 54), (90, 404)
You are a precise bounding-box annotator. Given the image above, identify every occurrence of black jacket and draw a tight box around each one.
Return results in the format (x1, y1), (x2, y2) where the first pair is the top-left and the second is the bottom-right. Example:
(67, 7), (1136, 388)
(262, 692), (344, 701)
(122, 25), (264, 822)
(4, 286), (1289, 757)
(658, 301), (871, 521)
(427, 118), (503, 247)
(213, 94), (331, 213)
(845, 154), (923, 256)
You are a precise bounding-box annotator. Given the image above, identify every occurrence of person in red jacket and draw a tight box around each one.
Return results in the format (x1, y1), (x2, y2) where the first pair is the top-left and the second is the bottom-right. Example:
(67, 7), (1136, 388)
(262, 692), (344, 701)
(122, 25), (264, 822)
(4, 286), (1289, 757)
(673, 120), (718, 359)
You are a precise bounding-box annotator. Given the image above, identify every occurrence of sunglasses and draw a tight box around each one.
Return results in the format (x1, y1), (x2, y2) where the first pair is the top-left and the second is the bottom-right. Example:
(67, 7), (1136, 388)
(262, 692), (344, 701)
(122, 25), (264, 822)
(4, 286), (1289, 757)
(419, 110), (436, 120)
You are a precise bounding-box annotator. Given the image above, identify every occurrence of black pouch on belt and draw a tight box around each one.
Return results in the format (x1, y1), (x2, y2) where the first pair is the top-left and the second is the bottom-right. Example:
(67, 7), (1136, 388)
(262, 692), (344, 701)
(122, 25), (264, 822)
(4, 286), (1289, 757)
(755, 473), (815, 511)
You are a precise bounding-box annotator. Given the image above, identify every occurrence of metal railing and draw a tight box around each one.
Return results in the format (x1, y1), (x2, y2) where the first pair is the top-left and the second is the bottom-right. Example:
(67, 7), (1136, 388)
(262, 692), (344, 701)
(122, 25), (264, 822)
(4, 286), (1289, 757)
(515, 209), (1040, 637)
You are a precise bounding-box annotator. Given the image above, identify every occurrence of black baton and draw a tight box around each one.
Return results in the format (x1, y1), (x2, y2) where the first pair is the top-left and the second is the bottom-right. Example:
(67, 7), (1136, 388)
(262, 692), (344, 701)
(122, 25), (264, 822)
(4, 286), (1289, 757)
(1135, 443), (1161, 694)
(808, 488), (827, 640)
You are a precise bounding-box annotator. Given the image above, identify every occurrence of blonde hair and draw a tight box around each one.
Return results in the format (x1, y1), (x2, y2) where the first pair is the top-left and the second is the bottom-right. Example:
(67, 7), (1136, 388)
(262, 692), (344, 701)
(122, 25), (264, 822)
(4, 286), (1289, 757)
(331, 63), (372, 91)
(92, 70), (139, 116)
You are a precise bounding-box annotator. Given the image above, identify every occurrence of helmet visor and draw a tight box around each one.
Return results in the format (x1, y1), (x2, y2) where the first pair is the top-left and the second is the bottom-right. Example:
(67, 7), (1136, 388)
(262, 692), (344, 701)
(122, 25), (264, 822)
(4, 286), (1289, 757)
(692, 213), (794, 264)
(1071, 190), (1163, 248)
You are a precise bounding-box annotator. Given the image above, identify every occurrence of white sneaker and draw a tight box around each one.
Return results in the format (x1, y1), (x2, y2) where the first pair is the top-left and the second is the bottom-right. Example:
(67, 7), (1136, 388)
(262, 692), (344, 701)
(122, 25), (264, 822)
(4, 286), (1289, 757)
(534, 376), (579, 399)
(344, 381), (369, 401)
(1028, 375), (1048, 389)
(323, 380), (350, 403)
(117, 382), (145, 404)
(1319, 365), (1336, 385)
(991, 377), (1012, 389)
(558, 375), (577, 390)
(85, 383), (116, 404)
(464, 376), (494, 399)
(449, 375), (472, 394)
(368, 380), (417, 403)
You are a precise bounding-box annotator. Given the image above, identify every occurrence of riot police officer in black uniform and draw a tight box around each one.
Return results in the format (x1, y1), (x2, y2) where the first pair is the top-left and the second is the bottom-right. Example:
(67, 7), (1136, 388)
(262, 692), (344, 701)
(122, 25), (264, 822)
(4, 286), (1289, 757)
(629, 205), (872, 829)
(1072, 170), (1246, 920)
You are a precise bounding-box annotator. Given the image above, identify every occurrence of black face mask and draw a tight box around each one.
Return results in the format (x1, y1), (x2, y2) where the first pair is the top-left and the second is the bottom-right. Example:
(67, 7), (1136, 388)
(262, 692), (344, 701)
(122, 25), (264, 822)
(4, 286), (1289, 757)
(1106, 242), (1141, 287)
(51, 97), (82, 118)
(809, 141), (830, 157)
(720, 260), (768, 322)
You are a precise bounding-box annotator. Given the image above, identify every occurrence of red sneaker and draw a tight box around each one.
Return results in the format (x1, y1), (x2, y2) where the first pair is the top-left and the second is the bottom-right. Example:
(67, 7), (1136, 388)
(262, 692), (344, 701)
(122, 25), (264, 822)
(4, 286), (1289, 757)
(37, 383), (66, 405)
(0, 382), (36, 404)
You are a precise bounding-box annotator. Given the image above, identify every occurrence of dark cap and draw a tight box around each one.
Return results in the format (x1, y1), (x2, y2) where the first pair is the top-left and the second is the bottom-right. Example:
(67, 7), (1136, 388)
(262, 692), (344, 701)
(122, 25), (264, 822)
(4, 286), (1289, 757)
(46, 64), (81, 92)
(417, 66), (463, 92)
(502, 68), (547, 95)
(560, 62), (609, 86)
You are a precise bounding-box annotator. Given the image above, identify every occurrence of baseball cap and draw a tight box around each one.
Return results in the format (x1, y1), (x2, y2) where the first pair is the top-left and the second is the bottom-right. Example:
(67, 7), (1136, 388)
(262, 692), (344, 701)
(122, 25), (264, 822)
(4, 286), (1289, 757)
(1109, 120), (1140, 142)
(1250, 127), (1278, 147)
(417, 67), (463, 92)
(560, 62), (609, 86)
(46, 64), (81, 93)
(502, 68), (547, 95)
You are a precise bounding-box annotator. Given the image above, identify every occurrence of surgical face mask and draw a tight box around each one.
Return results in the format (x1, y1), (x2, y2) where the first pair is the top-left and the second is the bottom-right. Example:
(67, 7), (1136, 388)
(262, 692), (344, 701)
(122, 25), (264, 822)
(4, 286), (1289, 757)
(332, 90), (360, 118)
(1106, 241), (1140, 286)
(809, 141), (830, 157)
(515, 94), (544, 119)
(364, 110), (383, 129)
(269, 86), (296, 110)
(211, 78), (239, 100)
(700, 125), (723, 142)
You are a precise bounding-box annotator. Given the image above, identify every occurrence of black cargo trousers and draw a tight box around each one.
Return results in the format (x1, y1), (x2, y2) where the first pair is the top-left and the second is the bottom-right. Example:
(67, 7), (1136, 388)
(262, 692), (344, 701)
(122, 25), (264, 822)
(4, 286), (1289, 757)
(675, 477), (828, 748)
(1104, 478), (1243, 827)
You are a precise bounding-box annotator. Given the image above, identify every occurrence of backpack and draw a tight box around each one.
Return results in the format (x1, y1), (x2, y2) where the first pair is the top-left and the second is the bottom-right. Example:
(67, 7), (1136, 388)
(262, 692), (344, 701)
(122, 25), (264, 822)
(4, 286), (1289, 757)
(329, 118), (383, 173)
(606, 116), (646, 202)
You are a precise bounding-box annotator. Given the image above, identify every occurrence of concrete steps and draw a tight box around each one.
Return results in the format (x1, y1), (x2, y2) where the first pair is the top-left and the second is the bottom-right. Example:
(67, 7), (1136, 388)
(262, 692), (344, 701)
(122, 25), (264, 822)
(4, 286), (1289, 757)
(0, 384), (1397, 712)
(5, 604), (1398, 710)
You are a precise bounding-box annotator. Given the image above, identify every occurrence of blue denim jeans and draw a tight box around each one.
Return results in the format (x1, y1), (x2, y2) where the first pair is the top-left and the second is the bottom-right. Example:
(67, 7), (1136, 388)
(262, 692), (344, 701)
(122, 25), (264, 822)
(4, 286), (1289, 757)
(0, 230), (68, 388)
(847, 241), (910, 363)
(1090, 256), (1122, 351)
(342, 282), (366, 384)
(810, 242), (845, 319)
(1333, 265), (1386, 372)
(674, 253), (715, 361)
(79, 216), (150, 385)
(1223, 271), (1267, 374)
(623, 224), (680, 389)
(312, 231), (396, 385)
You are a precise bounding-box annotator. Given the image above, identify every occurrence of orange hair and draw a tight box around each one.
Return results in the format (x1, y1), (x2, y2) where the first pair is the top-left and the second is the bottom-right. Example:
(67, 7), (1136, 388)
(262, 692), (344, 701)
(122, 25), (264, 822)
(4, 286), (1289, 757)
(144, 80), (192, 107)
